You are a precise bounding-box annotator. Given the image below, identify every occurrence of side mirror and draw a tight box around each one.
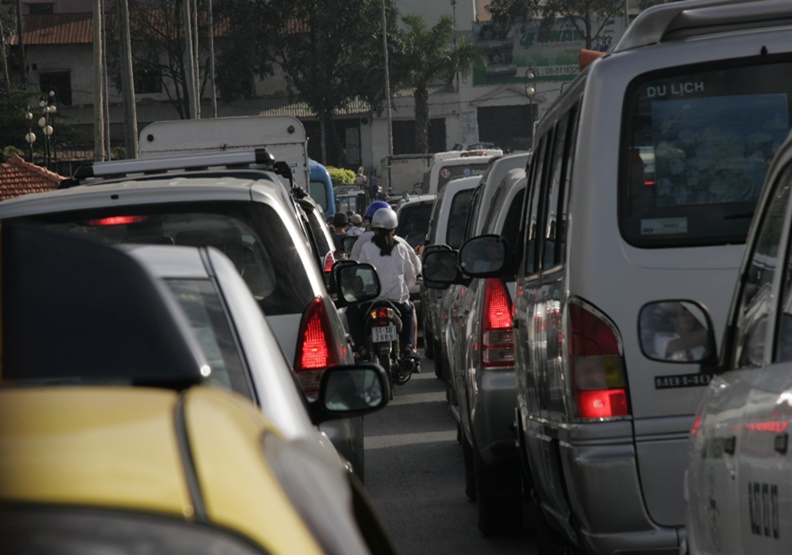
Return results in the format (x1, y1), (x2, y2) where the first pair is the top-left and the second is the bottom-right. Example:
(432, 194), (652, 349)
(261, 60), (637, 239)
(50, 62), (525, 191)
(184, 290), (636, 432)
(422, 249), (464, 289)
(638, 301), (717, 364)
(458, 234), (509, 277)
(309, 364), (390, 423)
(333, 262), (381, 307)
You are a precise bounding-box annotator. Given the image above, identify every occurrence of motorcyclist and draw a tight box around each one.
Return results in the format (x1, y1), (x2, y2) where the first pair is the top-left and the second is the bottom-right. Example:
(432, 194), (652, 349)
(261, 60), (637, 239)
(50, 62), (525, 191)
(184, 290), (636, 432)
(357, 207), (422, 360)
(349, 200), (390, 261)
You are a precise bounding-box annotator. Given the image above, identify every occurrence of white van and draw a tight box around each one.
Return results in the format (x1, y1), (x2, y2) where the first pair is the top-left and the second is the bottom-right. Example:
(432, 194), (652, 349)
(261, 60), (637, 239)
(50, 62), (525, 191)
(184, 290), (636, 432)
(420, 150), (502, 195)
(452, 1), (792, 552)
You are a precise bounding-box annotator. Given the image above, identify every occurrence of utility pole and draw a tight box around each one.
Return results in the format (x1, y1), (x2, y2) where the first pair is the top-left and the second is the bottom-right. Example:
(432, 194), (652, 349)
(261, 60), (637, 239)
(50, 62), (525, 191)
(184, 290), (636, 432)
(207, 0), (217, 117)
(118, 0), (139, 157)
(93, 0), (106, 161)
(380, 0), (392, 157)
(0, 19), (11, 92)
(191, 0), (200, 118)
(14, 0), (25, 84)
(184, 0), (197, 119)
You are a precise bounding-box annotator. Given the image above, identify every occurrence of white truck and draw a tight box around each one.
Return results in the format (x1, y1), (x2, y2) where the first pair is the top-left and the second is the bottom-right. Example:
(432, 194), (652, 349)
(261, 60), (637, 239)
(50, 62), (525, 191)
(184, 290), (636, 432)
(378, 154), (432, 197)
(138, 115), (311, 191)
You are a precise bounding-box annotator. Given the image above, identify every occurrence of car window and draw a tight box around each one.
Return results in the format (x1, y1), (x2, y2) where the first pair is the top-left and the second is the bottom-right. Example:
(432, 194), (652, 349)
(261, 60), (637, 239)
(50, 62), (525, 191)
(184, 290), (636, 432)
(166, 279), (254, 399)
(501, 188), (525, 254)
(622, 60), (792, 247)
(732, 171), (792, 368)
(397, 202), (433, 248)
(302, 201), (334, 258)
(21, 201), (314, 316)
(774, 166), (792, 362)
(523, 134), (549, 276)
(426, 187), (446, 245)
(544, 111), (571, 269)
(447, 188), (474, 249)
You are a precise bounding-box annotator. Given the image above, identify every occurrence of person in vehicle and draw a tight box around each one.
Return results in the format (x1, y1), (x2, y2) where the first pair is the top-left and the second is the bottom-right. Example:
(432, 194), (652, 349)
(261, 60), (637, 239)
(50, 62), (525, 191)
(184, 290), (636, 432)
(357, 207), (422, 359)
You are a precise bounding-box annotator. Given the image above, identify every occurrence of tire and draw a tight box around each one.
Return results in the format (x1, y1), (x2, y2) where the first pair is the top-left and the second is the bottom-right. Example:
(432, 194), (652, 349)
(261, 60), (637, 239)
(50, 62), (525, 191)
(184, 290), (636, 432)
(462, 436), (477, 502)
(424, 325), (435, 359)
(473, 451), (524, 536)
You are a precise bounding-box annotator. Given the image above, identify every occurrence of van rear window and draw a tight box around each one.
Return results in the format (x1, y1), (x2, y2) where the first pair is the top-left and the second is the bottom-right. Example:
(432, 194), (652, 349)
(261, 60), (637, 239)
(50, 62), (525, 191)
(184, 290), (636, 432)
(621, 61), (792, 247)
(437, 163), (489, 192)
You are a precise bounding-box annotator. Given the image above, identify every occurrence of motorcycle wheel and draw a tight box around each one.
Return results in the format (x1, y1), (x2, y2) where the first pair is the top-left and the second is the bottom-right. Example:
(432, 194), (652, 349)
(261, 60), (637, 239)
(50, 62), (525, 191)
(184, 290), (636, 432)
(393, 356), (413, 385)
(377, 352), (394, 399)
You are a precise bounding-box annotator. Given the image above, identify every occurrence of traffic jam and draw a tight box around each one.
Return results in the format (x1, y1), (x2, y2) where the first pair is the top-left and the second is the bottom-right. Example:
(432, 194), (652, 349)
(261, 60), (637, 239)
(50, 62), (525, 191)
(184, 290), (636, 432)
(5, 1), (792, 554)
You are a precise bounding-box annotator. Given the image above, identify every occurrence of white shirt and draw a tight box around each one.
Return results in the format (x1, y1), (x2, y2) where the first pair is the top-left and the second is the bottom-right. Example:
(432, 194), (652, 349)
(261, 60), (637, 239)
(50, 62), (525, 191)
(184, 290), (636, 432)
(358, 235), (421, 302)
(349, 229), (374, 260)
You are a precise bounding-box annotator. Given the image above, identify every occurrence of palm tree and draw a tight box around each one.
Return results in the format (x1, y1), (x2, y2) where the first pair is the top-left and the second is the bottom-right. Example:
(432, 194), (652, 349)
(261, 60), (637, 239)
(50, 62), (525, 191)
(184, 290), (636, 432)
(396, 15), (482, 154)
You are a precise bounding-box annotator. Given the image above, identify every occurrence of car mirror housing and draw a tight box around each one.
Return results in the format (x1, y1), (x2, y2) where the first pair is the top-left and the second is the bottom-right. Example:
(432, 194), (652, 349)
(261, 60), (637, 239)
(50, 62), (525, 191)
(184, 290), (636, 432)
(333, 262), (381, 307)
(422, 249), (465, 288)
(309, 364), (390, 423)
(458, 235), (508, 278)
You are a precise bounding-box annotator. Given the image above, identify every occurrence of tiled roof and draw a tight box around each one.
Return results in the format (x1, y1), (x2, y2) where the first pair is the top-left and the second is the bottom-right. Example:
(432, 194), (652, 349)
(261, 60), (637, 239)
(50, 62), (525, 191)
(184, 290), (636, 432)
(0, 155), (65, 201)
(14, 13), (93, 46)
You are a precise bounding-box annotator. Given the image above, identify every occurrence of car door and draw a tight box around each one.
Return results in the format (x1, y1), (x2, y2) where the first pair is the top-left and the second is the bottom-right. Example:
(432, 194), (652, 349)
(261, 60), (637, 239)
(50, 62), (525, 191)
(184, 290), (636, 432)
(689, 167), (792, 554)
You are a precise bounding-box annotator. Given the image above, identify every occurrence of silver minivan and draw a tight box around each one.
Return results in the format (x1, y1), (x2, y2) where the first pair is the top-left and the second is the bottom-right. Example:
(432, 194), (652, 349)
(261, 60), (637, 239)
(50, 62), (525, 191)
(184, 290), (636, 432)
(454, 1), (792, 552)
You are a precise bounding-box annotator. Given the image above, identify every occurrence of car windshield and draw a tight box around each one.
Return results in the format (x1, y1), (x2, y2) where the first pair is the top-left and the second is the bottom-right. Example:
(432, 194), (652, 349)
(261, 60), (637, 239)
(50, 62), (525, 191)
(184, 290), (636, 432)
(621, 60), (792, 247)
(18, 201), (314, 316)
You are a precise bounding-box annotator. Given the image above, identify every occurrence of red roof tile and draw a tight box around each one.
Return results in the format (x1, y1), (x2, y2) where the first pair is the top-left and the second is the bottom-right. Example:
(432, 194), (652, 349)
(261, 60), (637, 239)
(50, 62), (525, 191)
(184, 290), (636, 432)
(0, 155), (65, 201)
(15, 13), (94, 46)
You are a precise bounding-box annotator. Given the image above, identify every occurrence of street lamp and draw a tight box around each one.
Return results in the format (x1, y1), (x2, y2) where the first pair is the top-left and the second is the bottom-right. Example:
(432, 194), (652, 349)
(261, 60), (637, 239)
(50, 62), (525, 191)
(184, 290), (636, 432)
(35, 91), (56, 169)
(525, 65), (537, 135)
(24, 107), (36, 162)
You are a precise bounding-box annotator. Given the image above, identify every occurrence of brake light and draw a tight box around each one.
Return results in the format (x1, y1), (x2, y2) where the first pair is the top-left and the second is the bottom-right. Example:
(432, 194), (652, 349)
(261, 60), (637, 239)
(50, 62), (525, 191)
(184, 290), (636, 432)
(323, 251), (335, 273)
(568, 301), (629, 419)
(87, 215), (147, 226)
(482, 278), (514, 368)
(294, 297), (338, 397)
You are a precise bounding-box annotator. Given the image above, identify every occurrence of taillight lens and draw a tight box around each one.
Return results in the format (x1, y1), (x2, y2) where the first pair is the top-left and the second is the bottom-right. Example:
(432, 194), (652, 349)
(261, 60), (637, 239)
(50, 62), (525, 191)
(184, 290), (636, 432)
(568, 301), (629, 419)
(294, 297), (338, 397)
(87, 215), (147, 226)
(482, 278), (514, 368)
(323, 251), (335, 273)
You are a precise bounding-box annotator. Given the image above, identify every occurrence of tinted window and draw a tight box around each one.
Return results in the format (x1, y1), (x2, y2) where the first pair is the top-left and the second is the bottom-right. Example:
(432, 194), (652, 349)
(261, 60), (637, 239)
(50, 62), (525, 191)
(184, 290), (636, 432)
(166, 279), (253, 399)
(544, 112), (571, 269)
(775, 167), (792, 362)
(523, 135), (549, 276)
(24, 202), (314, 316)
(447, 188), (474, 249)
(622, 61), (792, 247)
(732, 172), (792, 368)
(397, 202), (434, 248)
(309, 180), (329, 213)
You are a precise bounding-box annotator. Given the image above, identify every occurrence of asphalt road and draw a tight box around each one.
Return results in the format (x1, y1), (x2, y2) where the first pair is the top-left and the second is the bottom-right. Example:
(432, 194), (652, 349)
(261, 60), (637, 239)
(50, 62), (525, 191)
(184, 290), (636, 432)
(363, 356), (537, 555)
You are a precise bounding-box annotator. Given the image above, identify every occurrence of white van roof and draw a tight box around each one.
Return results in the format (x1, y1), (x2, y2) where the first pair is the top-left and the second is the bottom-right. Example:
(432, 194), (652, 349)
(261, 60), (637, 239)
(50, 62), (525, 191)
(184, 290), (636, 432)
(430, 149), (503, 165)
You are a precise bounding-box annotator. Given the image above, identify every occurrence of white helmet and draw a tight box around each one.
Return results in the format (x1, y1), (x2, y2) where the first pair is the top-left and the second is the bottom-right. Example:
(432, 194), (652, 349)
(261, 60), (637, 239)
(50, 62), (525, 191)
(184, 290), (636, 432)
(371, 207), (398, 230)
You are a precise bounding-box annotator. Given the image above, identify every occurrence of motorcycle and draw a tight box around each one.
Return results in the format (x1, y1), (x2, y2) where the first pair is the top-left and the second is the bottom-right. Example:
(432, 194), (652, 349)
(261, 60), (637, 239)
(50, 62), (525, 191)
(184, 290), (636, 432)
(363, 300), (418, 397)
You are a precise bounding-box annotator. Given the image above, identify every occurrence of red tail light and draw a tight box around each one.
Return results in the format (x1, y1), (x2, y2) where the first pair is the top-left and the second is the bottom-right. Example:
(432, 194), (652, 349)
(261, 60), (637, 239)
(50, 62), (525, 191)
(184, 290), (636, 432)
(87, 215), (147, 226)
(294, 297), (338, 397)
(323, 251), (335, 273)
(482, 278), (514, 368)
(568, 301), (629, 419)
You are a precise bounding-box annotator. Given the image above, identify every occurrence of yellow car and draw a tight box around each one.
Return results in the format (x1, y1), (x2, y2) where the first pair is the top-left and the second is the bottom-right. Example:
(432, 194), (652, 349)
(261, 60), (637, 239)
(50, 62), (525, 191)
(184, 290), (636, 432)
(0, 385), (394, 555)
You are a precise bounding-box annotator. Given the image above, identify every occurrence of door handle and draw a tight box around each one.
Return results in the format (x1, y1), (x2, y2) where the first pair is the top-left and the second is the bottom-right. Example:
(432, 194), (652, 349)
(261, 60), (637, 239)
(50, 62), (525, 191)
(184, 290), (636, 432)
(775, 433), (788, 455)
(724, 436), (736, 455)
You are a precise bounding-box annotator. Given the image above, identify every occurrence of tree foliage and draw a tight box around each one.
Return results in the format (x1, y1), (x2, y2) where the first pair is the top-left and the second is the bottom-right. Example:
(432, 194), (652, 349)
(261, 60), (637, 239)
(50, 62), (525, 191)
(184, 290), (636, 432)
(391, 15), (482, 154)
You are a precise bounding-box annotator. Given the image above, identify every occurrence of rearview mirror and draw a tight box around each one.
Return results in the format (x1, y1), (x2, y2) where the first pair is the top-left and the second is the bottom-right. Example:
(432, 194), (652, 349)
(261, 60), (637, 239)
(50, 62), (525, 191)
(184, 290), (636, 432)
(422, 250), (463, 288)
(334, 262), (380, 306)
(458, 235), (508, 277)
(309, 364), (390, 423)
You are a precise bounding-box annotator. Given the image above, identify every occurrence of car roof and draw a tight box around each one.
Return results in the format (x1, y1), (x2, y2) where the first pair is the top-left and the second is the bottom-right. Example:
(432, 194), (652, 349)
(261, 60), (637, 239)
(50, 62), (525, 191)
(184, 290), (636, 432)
(1, 222), (208, 386)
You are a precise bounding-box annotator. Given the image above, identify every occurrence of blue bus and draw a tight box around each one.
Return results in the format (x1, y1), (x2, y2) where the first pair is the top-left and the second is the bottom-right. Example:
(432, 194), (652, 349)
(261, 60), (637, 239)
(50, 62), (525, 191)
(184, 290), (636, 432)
(308, 160), (335, 217)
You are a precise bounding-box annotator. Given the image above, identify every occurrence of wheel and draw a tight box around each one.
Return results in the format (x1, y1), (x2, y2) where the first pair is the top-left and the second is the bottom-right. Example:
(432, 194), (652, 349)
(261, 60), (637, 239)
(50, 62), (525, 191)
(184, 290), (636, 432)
(377, 352), (394, 399)
(393, 357), (413, 385)
(424, 325), (435, 359)
(461, 436), (477, 502)
(473, 451), (524, 536)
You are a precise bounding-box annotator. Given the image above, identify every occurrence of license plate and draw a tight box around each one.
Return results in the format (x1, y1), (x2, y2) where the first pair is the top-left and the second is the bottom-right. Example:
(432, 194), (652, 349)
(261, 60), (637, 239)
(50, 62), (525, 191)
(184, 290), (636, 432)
(371, 325), (398, 343)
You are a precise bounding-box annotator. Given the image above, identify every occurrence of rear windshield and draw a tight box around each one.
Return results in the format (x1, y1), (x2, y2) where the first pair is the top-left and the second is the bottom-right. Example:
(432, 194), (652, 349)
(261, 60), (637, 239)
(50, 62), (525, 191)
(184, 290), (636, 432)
(447, 188), (474, 249)
(621, 60), (792, 247)
(436, 162), (489, 193)
(397, 202), (433, 248)
(20, 201), (314, 315)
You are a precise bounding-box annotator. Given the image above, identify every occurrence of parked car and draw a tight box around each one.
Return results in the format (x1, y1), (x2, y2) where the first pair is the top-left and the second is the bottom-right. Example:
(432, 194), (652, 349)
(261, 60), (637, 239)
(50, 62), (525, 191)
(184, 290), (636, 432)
(420, 175), (481, 370)
(680, 116), (792, 555)
(423, 167), (527, 535)
(0, 149), (369, 481)
(0, 224), (395, 555)
(448, 1), (792, 552)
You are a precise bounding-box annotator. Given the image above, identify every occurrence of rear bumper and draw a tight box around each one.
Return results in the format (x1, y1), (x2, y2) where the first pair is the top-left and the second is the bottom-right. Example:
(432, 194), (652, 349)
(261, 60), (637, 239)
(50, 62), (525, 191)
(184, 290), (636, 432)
(470, 368), (519, 466)
(557, 430), (682, 555)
